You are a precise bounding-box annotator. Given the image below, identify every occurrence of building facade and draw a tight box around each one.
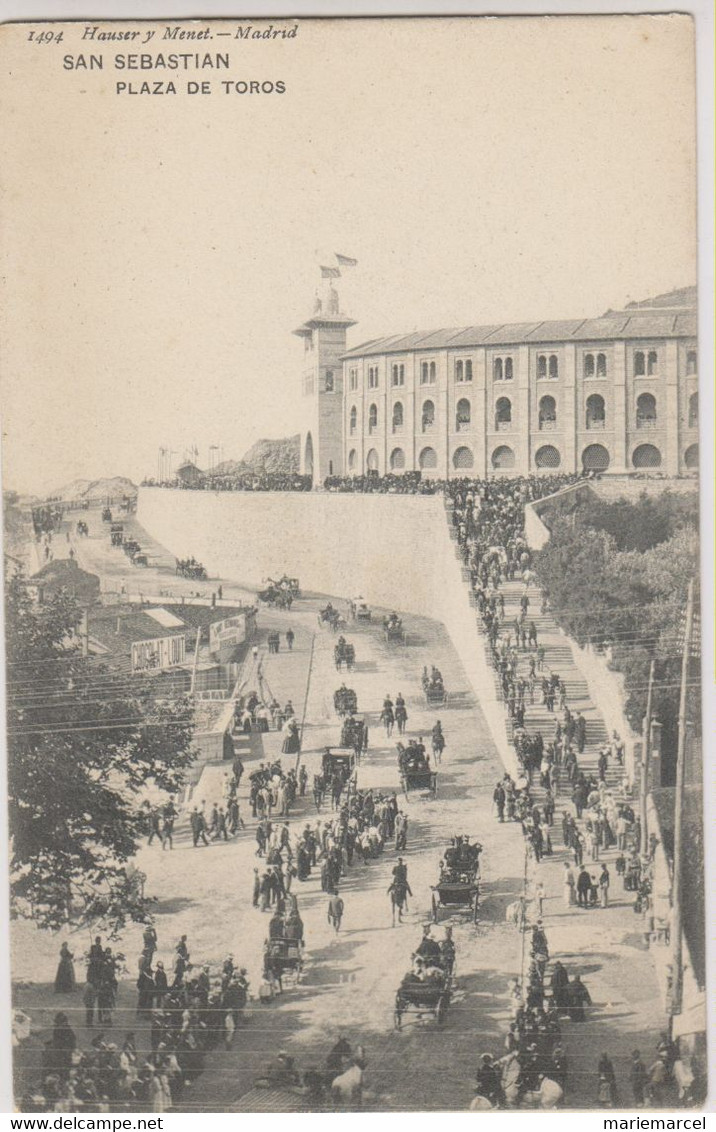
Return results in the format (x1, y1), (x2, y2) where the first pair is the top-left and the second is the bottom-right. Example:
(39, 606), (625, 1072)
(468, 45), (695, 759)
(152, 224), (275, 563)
(298, 286), (697, 482)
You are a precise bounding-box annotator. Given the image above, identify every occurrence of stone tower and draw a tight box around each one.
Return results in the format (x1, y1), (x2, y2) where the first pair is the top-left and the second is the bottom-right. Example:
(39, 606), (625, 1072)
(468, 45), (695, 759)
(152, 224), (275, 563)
(294, 283), (356, 484)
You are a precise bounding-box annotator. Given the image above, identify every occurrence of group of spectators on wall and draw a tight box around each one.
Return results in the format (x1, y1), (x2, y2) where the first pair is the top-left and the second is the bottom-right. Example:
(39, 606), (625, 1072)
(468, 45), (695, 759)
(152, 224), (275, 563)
(141, 472), (312, 492)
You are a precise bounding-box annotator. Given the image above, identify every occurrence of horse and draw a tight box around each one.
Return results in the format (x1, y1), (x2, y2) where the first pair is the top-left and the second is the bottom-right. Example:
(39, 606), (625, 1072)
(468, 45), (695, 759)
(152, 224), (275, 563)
(380, 705), (394, 738)
(331, 1062), (364, 1108)
(388, 879), (412, 926)
(432, 733), (446, 765)
(395, 704), (408, 736)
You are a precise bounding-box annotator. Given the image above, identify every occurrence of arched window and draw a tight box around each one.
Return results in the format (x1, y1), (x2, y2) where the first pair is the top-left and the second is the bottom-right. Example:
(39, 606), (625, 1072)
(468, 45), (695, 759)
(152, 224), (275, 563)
(452, 446), (474, 469)
(582, 443), (610, 472)
(455, 360), (463, 383)
(596, 353), (607, 377)
(632, 444), (662, 469)
(419, 446), (437, 469)
(538, 395), (556, 430)
(392, 401), (404, 432)
(422, 399), (435, 432)
(421, 362), (429, 385)
(366, 448), (379, 472)
(325, 370), (334, 392)
(549, 354), (559, 379)
(348, 449), (357, 471)
(491, 445), (515, 470)
(390, 447), (405, 470)
(349, 405), (357, 435)
(504, 357), (514, 380)
(465, 360), (473, 382)
(684, 443), (699, 471)
(456, 398), (471, 431)
(586, 393), (605, 430)
(495, 396), (512, 430)
(636, 392), (657, 429)
(584, 353), (595, 378)
(686, 350), (697, 375)
(647, 350), (658, 375)
(688, 392), (698, 428)
(535, 445), (561, 469)
(429, 361), (436, 383)
(634, 351), (645, 376)
(537, 354), (547, 380)
(368, 403), (378, 433)
(493, 357), (503, 381)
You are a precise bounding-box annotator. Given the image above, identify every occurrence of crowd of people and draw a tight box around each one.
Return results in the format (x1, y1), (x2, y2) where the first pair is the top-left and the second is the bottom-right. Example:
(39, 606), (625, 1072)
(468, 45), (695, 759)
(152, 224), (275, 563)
(26, 932), (251, 1113)
(142, 472), (312, 492)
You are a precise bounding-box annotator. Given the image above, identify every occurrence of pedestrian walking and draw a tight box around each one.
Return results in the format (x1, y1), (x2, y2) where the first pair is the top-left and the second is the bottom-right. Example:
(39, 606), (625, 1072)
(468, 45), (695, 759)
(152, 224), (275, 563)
(327, 892), (344, 933)
(286, 628), (295, 650)
(599, 864), (610, 908)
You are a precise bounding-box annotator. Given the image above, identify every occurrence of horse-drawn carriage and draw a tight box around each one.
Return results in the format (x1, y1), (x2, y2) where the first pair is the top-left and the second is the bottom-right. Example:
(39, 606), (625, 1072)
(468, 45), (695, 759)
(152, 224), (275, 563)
(333, 685), (358, 717)
(394, 967), (451, 1030)
(102, 507), (112, 522)
(383, 613), (405, 644)
(132, 553), (149, 567)
(334, 636), (356, 672)
(349, 597), (372, 622)
(264, 937), (304, 985)
(123, 538), (142, 560)
(176, 557), (208, 580)
(320, 748), (358, 802)
(110, 522), (124, 547)
(422, 666), (447, 705)
(340, 714), (368, 759)
(431, 837), (482, 923)
(259, 584), (292, 609)
(267, 574), (300, 598)
(396, 741), (438, 798)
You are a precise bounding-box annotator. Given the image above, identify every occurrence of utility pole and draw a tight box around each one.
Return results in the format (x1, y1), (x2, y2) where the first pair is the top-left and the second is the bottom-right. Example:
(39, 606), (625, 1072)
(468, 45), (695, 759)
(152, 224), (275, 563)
(640, 659), (655, 855)
(669, 577), (695, 1028)
(190, 627), (202, 694)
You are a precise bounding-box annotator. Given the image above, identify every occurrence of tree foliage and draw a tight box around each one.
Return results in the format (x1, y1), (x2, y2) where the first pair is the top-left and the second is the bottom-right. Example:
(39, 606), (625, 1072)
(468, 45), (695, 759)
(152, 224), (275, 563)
(5, 573), (196, 934)
(535, 501), (700, 783)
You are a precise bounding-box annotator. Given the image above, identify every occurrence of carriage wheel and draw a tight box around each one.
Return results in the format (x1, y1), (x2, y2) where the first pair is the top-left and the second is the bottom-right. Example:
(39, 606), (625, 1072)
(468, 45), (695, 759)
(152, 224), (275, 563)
(436, 995), (448, 1026)
(431, 894), (439, 923)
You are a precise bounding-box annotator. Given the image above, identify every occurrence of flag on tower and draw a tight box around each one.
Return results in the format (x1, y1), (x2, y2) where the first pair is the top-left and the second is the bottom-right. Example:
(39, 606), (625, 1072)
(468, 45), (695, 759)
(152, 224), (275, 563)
(335, 254), (358, 267)
(321, 265), (341, 279)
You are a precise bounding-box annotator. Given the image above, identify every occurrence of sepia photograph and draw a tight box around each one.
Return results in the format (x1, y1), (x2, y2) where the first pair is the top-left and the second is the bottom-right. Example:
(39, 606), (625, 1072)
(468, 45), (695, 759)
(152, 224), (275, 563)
(0, 11), (709, 1115)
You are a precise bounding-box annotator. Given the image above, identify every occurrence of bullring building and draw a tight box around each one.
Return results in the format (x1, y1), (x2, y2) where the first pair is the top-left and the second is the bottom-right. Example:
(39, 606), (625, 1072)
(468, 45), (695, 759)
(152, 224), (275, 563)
(295, 284), (698, 483)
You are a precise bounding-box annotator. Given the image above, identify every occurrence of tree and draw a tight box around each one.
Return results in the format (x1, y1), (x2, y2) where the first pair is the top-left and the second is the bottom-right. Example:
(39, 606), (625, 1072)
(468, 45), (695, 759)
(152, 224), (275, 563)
(5, 572), (196, 934)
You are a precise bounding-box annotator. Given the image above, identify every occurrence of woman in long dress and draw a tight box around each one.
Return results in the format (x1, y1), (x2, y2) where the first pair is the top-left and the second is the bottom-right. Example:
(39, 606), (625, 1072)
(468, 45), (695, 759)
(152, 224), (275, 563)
(54, 943), (76, 994)
(563, 862), (576, 907)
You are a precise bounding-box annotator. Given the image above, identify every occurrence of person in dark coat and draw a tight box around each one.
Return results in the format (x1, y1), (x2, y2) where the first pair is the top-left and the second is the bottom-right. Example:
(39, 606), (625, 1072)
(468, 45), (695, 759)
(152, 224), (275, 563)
(629, 1050), (648, 1107)
(474, 1053), (502, 1107)
(598, 1052), (618, 1106)
(576, 867), (592, 908)
(51, 1012), (76, 1081)
(550, 960), (570, 1010)
(54, 943), (76, 993)
(568, 975), (592, 1022)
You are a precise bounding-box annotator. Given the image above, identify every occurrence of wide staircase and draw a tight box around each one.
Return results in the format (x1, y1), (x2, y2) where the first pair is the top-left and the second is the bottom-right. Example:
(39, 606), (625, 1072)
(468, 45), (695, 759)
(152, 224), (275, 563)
(444, 503), (625, 848)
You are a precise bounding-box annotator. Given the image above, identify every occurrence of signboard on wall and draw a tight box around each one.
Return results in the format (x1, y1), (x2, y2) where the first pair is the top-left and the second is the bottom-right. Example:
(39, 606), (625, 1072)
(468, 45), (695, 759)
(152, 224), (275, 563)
(131, 634), (186, 674)
(209, 615), (246, 656)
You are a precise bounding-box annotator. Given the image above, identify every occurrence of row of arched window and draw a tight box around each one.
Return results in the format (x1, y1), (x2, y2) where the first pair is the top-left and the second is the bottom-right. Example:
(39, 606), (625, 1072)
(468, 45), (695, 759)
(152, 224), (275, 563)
(347, 441), (699, 476)
(349, 391), (697, 436)
(347, 348), (696, 391)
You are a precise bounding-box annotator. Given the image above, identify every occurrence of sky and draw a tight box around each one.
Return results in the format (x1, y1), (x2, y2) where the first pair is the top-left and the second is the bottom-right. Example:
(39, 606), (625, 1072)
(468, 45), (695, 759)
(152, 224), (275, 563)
(0, 14), (697, 495)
